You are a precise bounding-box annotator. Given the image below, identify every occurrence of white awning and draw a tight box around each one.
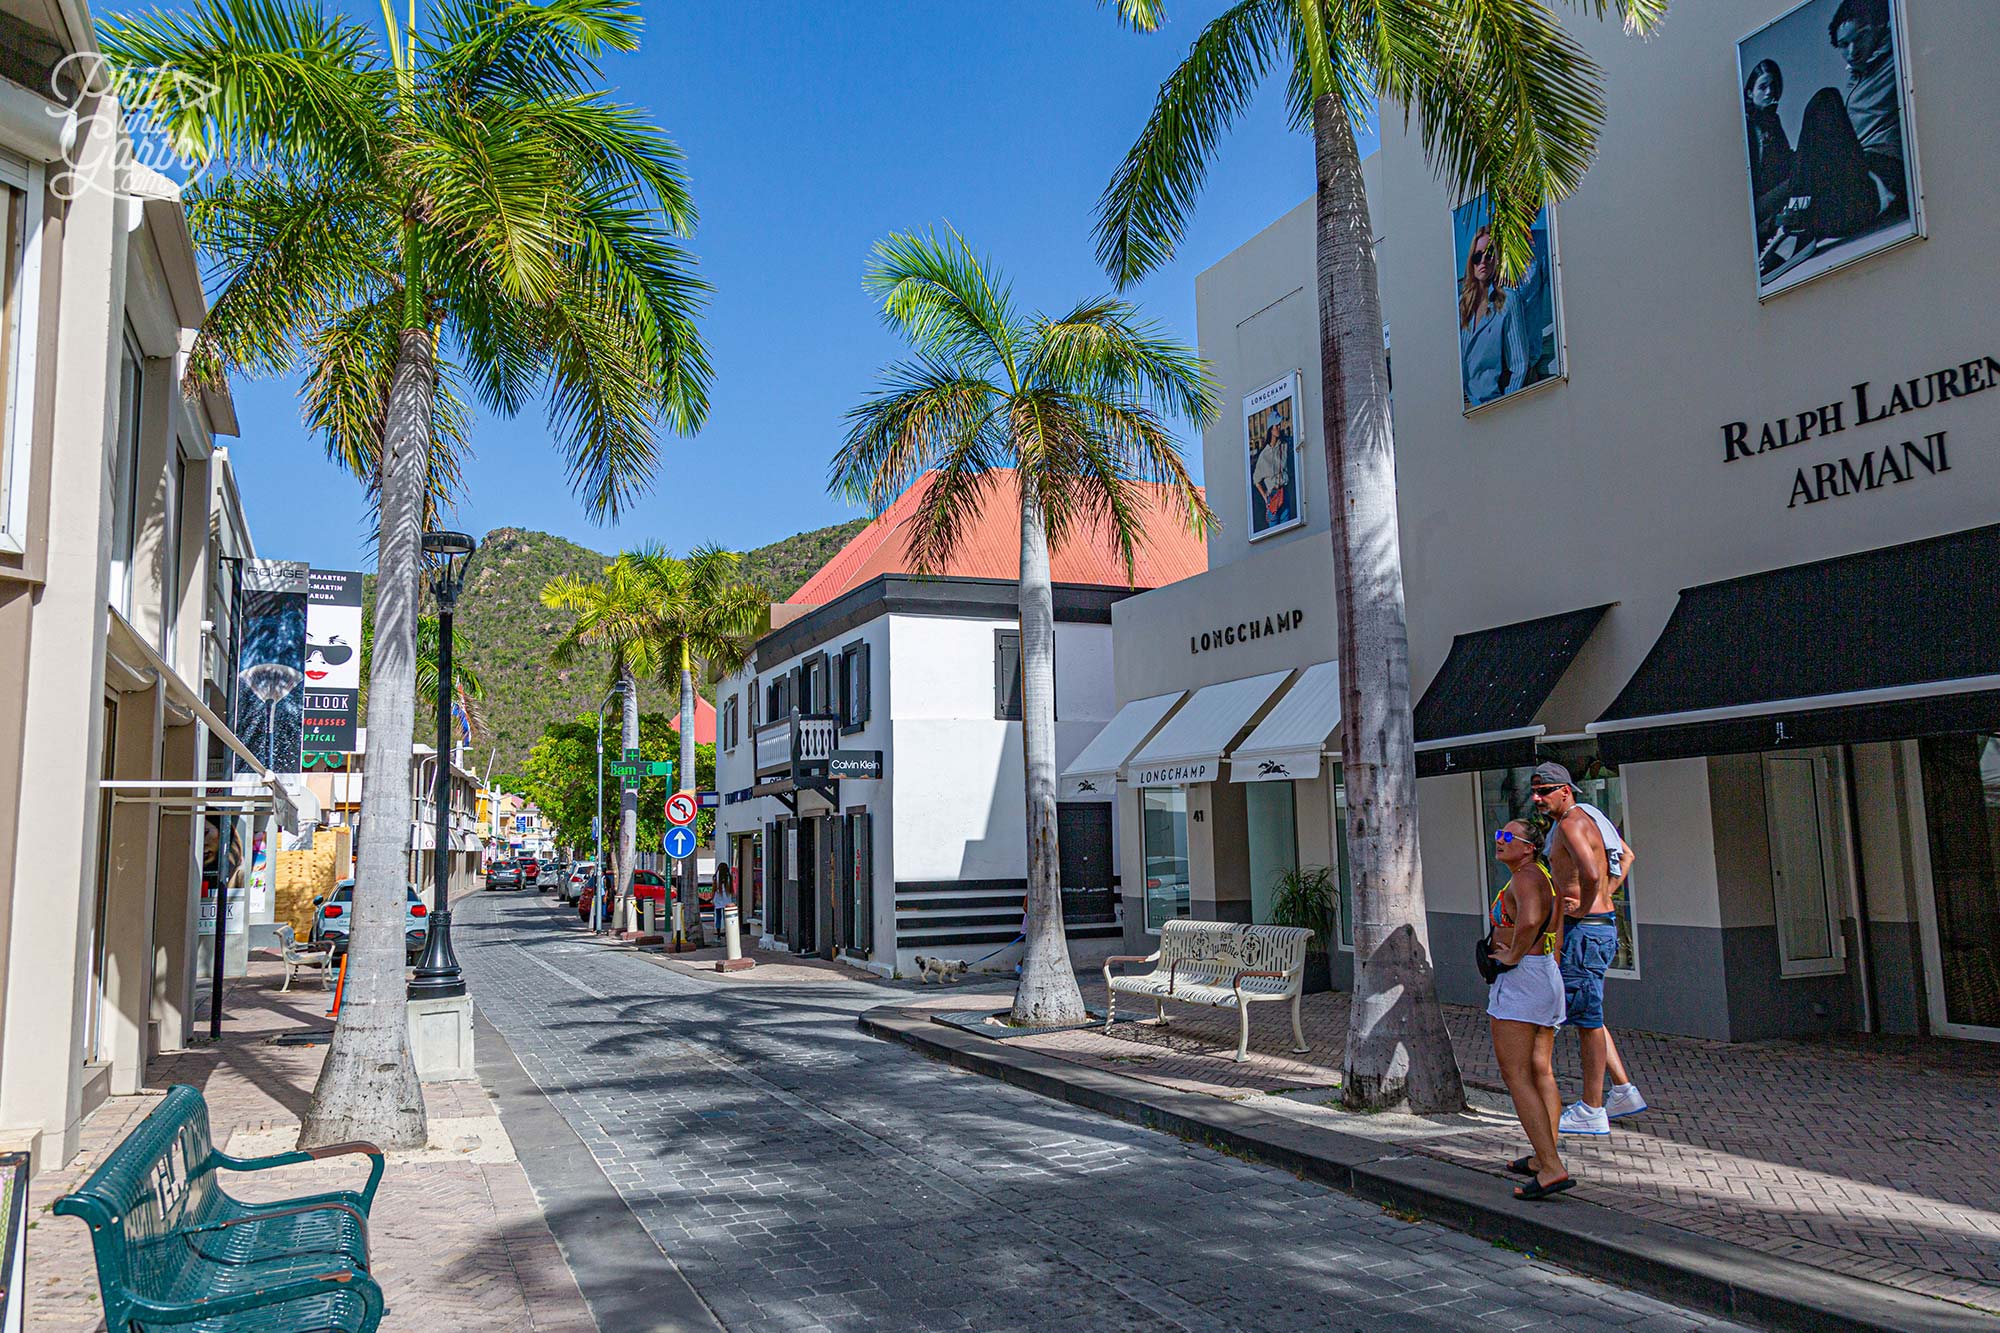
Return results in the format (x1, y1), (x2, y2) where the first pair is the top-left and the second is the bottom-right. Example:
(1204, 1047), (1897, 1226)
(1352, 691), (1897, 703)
(1230, 659), (1341, 782)
(1124, 670), (1291, 786)
(1059, 692), (1183, 799)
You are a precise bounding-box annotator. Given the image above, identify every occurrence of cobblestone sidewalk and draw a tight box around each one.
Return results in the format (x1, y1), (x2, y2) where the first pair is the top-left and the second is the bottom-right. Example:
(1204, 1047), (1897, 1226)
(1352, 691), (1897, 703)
(894, 978), (2000, 1315)
(23, 956), (595, 1333)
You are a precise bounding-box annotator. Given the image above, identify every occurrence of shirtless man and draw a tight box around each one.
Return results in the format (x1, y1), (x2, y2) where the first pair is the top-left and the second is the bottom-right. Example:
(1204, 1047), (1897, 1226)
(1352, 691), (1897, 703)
(1531, 761), (1647, 1136)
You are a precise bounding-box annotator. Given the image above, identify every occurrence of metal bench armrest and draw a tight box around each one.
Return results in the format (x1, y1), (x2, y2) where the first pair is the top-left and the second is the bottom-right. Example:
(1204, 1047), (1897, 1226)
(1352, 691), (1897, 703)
(178, 1198), (370, 1264)
(1102, 952), (1160, 985)
(1231, 969), (1289, 990)
(214, 1141), (385, 1211)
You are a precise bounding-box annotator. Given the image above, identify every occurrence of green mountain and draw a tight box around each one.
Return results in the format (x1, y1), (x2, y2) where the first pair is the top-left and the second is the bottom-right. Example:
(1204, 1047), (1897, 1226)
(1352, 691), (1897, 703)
(365, 518), (869, 775)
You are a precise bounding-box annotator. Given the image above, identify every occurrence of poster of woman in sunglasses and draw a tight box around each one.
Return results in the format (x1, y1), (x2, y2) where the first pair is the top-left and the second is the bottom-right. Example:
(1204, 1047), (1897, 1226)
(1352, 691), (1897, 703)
(303, 568), (364, 755)
(1242, 371), (1304, 541)
(1454, 196), (1561, 409)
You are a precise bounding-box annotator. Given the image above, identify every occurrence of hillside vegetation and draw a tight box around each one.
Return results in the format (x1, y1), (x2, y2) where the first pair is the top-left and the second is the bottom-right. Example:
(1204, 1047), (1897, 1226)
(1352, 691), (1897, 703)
(364, 516), (869, 771)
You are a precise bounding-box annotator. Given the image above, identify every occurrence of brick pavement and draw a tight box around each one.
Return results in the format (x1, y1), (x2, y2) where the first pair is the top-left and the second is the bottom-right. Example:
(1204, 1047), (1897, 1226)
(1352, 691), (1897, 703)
(458, 892), (1749, 1332)
(949, 977), (2000, 1315)
(25, 956), (594, 1333)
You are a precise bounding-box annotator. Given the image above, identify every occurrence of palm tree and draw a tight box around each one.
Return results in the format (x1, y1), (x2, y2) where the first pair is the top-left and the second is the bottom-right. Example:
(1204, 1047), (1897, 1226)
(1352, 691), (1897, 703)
(833, 228), (1215, 1026)
(543, 555), (669, 932)
(625, 544), (766, 915)
(103, 0), (711, 1148)
(1093, 0), (1659, 1111)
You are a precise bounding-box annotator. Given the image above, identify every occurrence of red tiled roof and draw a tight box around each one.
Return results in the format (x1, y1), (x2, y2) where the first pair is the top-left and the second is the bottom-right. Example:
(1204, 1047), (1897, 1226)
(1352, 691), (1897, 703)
(788, 470), (1208, 606)
(668, 696), (716, 745)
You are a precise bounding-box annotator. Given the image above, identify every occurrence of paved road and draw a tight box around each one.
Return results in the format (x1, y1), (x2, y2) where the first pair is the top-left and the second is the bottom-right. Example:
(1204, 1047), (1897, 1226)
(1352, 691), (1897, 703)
(458, 891), (1747, 1333)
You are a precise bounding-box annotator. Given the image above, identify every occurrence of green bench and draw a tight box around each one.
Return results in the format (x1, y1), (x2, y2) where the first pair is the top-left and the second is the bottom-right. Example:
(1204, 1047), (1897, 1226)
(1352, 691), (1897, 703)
(55, 1084), (386, 1331)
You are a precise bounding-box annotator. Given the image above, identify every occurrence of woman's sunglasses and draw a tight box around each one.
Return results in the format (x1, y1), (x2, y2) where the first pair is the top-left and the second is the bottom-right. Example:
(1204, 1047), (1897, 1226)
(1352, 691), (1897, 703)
(1494, 830), (1526, 845)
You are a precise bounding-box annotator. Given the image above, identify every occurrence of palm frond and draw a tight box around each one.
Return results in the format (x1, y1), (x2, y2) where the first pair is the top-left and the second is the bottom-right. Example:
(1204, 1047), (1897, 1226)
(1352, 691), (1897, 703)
(1092, 0), (1284, 287)
(97, 0), (390, 172)
(1100, 0), (1166, 30)
(865, 228), (1023, 380)
(420, 0), (642, 99)
(1030, 297), (1218, 426)
(401, 94), (571, 303)
(904, 449), (1005, 579)
(831, 359), (1004, 513)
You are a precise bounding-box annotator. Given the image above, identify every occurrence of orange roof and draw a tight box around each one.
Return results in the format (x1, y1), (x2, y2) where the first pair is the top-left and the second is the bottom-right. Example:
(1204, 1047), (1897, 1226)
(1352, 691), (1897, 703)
(668, 696), (716, 745)
(789, 470), (1208, 606)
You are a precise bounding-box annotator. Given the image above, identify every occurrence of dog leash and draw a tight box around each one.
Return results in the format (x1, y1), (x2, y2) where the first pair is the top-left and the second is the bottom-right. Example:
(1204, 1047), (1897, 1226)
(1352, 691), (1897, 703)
(967, 932), (1025, 966)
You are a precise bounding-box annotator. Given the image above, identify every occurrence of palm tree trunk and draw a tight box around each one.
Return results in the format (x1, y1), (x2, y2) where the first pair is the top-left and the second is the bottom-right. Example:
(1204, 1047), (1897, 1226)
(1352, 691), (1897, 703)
(679, 642), (697, 941)
(301, 328), (431, 1150)
(1011, 484), (1087, 1026)
(618, 662), (638, 929)
(1311, 94), (1465, 1114)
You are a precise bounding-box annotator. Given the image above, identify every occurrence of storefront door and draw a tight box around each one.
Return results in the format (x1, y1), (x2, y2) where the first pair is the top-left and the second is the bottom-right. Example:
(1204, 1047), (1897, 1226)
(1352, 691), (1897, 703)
(1916, 734), (2000, 1041)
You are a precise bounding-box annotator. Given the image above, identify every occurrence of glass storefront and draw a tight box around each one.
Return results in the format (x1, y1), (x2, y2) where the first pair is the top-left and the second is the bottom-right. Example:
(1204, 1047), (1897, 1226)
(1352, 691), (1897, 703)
(1918, 733), (2000, 1033)
(1140, 787), (1190, 931)
(1480, 761), (1638, 976)
(1245, 781), (1297, 924)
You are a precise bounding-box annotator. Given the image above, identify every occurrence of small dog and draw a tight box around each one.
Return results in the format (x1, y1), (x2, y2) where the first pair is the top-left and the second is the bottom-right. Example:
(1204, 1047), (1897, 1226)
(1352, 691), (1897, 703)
(915, 954), (968, 985)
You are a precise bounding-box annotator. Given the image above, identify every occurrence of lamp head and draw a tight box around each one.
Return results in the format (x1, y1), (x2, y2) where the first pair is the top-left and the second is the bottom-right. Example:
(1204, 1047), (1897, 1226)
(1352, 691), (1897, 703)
(422, 530), (478, 605)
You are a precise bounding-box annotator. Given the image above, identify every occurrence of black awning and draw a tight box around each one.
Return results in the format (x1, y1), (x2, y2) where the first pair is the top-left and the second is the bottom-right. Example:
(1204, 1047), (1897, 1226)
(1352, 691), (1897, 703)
(1413, 605), (1610, 778)
(1591, 523), (2000, 764)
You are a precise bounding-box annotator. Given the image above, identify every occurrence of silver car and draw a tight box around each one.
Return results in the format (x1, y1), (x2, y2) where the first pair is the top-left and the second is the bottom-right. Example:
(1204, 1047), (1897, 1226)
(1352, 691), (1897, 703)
(311, 880), (430, 964)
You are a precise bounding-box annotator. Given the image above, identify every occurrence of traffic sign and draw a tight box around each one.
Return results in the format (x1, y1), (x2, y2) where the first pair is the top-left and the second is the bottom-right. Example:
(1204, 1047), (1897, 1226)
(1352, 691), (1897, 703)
(623, 747), (639, 760)
(665, 790), (698, 826)
(663, 824), (697, 859)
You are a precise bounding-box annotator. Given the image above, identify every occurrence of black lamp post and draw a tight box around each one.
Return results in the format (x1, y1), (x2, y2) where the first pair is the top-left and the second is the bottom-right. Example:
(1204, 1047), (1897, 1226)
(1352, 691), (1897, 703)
(409, 529), (476, 1000)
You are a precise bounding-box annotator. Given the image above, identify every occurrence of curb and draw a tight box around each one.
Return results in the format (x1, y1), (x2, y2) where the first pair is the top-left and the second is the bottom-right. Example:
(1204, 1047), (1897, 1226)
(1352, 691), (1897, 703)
(859, 1005), (1995, 1333)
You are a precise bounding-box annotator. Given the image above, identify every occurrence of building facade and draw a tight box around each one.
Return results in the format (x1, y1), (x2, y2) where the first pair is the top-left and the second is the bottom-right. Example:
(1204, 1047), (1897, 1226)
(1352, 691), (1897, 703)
(0, 0), (281, 1165)
(1097, 0), (1999, 1043)
(714, 472), (1205, 976)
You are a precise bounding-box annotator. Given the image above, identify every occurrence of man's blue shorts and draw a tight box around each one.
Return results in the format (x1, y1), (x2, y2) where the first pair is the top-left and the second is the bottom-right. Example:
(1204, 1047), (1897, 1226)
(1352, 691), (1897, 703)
(1560, 916), (1619, 1029)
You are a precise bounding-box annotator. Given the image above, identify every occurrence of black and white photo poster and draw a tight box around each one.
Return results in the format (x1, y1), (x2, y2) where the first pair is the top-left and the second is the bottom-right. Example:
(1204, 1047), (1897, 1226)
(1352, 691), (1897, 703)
(231, 560), (307, 775)
(1739, 0), (1919, 297)
(1243, 372), (1304, 541)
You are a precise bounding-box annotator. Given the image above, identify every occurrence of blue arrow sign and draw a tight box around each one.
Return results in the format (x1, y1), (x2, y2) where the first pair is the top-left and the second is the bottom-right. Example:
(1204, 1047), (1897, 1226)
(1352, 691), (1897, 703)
(663, 824), (697, 860)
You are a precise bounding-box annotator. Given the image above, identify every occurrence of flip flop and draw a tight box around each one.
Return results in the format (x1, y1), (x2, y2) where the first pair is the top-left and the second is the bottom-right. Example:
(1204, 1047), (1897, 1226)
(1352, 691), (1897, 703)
(1514, 1175), (1575, 1202)
(1506, 1156), (1537, 1177)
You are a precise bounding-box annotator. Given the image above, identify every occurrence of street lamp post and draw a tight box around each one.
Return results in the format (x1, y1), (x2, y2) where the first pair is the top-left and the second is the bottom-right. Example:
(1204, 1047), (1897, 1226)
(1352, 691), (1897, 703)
(592, 679), (628, 934)
(409, 529), (477, 1000)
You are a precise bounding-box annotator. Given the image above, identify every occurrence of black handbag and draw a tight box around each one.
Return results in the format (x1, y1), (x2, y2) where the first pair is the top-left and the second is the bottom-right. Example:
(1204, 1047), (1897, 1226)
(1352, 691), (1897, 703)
(1476, 931), (1515, 985)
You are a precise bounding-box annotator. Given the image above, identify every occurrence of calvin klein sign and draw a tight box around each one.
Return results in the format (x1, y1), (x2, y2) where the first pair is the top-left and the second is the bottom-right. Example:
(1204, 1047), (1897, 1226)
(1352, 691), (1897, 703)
(1191, 608), (1303, 655)
(827, 750), (882, 779)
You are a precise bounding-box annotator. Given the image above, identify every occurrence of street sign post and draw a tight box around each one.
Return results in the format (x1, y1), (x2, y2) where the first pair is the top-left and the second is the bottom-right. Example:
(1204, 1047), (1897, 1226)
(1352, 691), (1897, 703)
(664, 824), (697, 860)
(665, 790), (698, 826)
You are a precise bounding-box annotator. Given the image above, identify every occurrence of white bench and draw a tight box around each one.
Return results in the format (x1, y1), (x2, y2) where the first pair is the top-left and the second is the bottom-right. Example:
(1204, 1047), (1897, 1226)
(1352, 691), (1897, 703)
(1104, 920), (1314, 1061)
(274, 922), (332, 991)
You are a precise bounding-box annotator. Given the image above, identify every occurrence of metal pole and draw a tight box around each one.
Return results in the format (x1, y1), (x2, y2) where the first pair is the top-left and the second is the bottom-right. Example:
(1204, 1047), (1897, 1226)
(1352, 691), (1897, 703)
(410, 574), (467, 998)
(209, 556), (242, 1041)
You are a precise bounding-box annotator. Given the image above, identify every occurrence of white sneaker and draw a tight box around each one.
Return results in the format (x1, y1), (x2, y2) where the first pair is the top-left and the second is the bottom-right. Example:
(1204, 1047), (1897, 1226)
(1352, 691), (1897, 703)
(1605, 1083), (1648, 1119)
(1559, 1101), (1610, 1136)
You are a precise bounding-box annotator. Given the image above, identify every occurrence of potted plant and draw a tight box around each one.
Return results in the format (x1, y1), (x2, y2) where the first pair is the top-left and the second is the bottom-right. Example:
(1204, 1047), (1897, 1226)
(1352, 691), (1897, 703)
(1269, 865), (1337, 993)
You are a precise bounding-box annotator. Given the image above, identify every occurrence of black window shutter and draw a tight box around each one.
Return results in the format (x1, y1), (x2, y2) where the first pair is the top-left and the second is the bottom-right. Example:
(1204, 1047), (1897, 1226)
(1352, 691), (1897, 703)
(995, 631), (1023, 720)
(837, 650), (852, 726)
(857, 643), (872, 724)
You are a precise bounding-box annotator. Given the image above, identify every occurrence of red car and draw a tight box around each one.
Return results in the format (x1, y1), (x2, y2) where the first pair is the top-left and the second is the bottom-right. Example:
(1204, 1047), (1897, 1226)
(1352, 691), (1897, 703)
(519, 858), (542, 888)
(579, 869), (683, 922)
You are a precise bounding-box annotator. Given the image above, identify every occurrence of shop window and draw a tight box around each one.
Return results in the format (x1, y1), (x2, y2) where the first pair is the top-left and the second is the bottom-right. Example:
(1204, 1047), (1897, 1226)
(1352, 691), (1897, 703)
(1332, 769), (1355, 949)
(109, 330), (143, 619)
(1479, 762), (1638, 978)
(0, 159), (41, 553)
(1762, 753), (1845, 978)
(1246, 781), (1298, 925)
(1918, 734), (2000, 1032)
(1140, 786), (1190, 932)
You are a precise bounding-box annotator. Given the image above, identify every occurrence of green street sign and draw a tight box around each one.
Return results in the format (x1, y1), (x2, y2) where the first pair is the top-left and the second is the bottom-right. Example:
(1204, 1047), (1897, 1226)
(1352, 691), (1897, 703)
(608, 762), (639, 778)
(642, 760), (674, 777)
(608, 760), (672, 779)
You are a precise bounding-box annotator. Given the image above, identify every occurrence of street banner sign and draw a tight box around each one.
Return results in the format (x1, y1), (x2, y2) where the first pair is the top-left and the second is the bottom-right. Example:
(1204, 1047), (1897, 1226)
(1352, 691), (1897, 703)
(232, 560), (309, 776)
(697, 790), (720, 809)
(664, 824), (697, 859)
(302, 569), (363, 757)
(665, 790), (698, 826)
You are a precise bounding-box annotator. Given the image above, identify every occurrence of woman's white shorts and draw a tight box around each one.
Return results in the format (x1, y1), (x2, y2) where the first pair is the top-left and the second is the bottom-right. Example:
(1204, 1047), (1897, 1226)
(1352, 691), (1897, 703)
(1486, 953), (1566, 1027)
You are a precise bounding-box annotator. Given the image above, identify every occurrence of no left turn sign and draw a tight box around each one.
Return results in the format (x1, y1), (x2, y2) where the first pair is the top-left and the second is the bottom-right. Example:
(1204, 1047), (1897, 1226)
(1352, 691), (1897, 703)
(665, 790), (698, 826)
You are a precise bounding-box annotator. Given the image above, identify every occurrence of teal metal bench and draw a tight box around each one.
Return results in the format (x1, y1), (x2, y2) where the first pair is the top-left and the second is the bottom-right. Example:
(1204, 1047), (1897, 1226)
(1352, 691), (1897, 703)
(54, 1084), (386, 1331)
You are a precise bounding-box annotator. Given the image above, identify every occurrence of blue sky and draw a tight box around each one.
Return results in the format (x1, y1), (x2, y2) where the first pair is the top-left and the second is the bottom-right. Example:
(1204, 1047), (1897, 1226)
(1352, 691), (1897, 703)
(207, 1), (1370, 571)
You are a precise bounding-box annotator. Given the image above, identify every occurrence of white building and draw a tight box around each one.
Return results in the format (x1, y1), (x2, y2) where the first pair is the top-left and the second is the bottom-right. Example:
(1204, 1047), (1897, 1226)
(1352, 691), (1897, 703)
(713, 471), (1206, 976)
(1093, 0), (2000, 1044)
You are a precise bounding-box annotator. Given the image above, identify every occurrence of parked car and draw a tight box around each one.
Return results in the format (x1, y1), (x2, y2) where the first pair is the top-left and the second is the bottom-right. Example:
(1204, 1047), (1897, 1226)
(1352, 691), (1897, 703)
(519, 858), (542, 888)
(311, 881), (429, 963)
(562, 863), (594, 905)
(486, 860), (523, 890)
(574, 870), (607, 921)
